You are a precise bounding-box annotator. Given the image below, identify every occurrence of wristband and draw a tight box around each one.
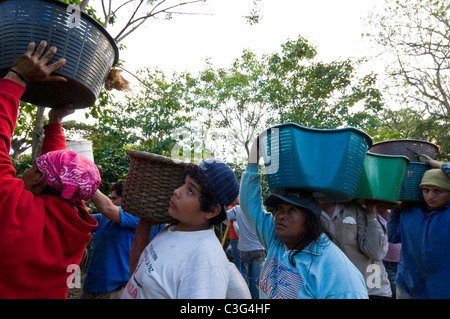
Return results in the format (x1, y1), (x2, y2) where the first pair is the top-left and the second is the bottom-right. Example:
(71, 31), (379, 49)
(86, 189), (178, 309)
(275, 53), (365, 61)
(8, 69), (29, 85)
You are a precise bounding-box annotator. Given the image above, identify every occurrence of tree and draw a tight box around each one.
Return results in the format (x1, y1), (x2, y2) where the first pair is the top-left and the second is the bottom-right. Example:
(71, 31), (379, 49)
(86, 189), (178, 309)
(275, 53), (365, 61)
(93, 0), (207, 44)
(193, 36), (384, 163)
(11, 0), (213, 163)
(266, 36), (383, 130)
(366, 0), (449, 119)
(365, 0), (449, 158)
(196, 50), (273, 159)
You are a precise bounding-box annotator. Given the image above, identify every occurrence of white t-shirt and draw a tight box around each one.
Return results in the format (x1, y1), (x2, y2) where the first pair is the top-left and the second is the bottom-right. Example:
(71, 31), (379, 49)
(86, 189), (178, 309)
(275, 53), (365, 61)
(226, 262), (251, 299)
(227, 205), (265, 251)
(122, 225), (230, 299)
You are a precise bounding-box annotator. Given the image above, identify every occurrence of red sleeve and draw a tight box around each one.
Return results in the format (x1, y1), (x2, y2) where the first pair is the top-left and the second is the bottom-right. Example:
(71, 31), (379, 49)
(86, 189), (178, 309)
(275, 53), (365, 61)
(0, 79), (25, 180)
(40, 123), (66, 155)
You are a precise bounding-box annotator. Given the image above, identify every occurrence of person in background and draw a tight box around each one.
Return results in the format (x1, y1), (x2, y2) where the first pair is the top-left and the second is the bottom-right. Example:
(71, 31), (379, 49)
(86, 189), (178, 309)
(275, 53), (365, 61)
(377, 207), (401, 299)
(388, 155), (450, 298)
(239, 135), (368, 299)
(80, 180), (140, 299)
(320, 201), (392, 298)
(0, 41), (100, 298)
(227, 195), (266, 299)
(226, 219), (245, 276)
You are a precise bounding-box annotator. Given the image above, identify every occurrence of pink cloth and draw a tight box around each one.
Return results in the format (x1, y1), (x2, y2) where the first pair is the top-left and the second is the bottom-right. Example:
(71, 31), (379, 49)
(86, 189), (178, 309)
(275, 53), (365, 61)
(36, 149), (101, 203)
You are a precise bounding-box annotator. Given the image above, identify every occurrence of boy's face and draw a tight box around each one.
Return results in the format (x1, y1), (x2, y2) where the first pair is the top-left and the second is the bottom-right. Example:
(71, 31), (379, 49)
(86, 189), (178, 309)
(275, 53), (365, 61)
(168, 175), (211, 231)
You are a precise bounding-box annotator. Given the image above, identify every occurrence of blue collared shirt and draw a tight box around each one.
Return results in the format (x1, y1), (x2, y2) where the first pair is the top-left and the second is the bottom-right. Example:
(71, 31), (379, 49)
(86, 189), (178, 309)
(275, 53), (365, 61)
(388, 163), (450, 298)
(388, 202), (450, 298)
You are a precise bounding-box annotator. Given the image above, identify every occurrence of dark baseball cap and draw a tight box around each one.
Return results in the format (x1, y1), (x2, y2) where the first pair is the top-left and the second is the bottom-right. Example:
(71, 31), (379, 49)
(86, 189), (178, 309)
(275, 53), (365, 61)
(264, 190), (321, 216)
(199, 159), (239, 208)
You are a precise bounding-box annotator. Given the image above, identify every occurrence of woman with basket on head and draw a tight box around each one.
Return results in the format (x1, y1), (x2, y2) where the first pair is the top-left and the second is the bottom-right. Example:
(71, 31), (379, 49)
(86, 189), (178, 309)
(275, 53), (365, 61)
(388, 155), (450, 299)
(122, 159), (240, 299)
(238, 133), (368, 299)
(0, 41), (101, 298)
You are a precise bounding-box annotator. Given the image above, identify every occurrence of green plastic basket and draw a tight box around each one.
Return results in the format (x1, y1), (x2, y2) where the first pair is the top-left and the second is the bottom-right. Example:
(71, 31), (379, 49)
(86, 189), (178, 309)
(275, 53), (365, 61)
(354, 152), (410, 203)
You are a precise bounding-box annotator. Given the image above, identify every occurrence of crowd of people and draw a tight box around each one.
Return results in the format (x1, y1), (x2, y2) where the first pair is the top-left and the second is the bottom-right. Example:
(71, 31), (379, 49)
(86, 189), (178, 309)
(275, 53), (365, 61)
(0, 42), (449, 299)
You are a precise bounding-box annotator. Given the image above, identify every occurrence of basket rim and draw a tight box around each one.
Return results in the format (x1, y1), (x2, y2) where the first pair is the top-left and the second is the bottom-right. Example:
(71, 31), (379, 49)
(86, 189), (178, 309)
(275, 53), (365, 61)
(366, 152), (410, 164)
(126, 150), (191, 167)
(371, 139), (439, 151)
(269, 122), (373, 148)
(0, 0), (119, 65)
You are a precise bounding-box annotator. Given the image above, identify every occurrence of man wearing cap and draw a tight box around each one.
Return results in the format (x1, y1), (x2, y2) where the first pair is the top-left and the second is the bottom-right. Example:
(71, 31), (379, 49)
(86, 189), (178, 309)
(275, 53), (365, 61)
(388, 155), (450, 299)
(123, 159), (240, 299)
(238, 136), (368, 299)
(0, 41), (100, 298)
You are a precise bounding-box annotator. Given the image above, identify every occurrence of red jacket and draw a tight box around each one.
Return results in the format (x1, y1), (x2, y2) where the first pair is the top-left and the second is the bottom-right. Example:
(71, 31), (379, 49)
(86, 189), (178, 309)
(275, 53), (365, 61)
(0, 79), (97, 298)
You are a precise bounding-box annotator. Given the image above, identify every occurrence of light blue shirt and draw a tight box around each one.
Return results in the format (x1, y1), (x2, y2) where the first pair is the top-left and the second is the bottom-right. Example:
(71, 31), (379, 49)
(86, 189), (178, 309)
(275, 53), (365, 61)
(240, 163), (368, 299)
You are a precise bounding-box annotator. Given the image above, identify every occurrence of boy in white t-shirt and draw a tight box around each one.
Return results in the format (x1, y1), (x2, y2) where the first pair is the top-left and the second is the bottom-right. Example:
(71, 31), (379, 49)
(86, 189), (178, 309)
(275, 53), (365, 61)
(122, 159), (239, 299)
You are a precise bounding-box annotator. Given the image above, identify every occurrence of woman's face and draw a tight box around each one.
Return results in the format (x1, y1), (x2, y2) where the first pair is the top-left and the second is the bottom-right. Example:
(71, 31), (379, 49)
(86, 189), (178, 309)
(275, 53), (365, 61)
(422, 185), (450, 210)
(274, 201), (308, 250)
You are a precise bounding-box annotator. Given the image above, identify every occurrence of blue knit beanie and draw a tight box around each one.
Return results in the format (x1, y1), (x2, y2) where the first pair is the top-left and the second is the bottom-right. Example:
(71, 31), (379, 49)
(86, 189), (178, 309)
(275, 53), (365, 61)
(198, 159), (239, 208)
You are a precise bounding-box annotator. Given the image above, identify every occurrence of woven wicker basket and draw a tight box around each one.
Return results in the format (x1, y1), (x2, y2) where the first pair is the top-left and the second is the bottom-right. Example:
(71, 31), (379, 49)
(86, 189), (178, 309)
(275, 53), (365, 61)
(122, 150), (191, 223)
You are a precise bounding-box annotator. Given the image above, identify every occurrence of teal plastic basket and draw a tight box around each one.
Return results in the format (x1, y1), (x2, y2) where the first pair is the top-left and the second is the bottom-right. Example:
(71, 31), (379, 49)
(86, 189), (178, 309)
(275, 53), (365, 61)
(262, 123), (372, 202)
(399, 162), (430, 202)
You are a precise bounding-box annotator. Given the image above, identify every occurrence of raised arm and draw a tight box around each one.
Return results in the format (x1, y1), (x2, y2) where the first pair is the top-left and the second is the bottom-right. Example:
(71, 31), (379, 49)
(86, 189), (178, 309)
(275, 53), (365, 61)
(1, 41), (66, 179)
(40, 104), (75, 154)
(239, 136), (277, 250)
(91, 189), (122, 224)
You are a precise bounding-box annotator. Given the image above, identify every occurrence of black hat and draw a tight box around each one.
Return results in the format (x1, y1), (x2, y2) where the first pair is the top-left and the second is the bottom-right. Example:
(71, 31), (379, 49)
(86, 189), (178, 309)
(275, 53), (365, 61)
(264, 190), (321, 216)
(199, 159), (239, 208)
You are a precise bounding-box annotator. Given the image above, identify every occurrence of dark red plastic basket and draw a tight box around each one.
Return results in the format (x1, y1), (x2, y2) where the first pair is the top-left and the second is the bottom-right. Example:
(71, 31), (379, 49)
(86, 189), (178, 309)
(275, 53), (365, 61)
(369, 139), (439, 162)
(0, 0), (119, 108)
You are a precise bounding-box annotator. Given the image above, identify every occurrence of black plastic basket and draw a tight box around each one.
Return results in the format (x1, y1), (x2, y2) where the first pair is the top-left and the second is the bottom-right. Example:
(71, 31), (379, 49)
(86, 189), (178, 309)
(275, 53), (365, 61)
(0, 0), (119, 108)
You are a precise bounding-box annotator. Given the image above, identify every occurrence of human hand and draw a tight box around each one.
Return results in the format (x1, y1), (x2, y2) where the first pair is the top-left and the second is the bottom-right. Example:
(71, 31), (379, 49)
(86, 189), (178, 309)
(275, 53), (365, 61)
(48, 104), (75, 124)
(418, 154), (442, 169)
(365, 200), (401, 215)
(7, 41), (67, 86)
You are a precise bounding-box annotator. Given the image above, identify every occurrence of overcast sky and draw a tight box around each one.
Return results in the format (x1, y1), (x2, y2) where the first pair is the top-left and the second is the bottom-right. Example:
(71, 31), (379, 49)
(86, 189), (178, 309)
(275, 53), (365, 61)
(112, 0), (385, 76)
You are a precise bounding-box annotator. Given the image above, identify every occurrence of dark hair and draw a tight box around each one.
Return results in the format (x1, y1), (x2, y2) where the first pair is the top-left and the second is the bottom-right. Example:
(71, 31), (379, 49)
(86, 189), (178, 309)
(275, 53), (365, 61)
(42, 183), (62, 197)
(110, 180), (125, 197)
(184, 164), (227, 226)
(35, 164), (62, 197)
